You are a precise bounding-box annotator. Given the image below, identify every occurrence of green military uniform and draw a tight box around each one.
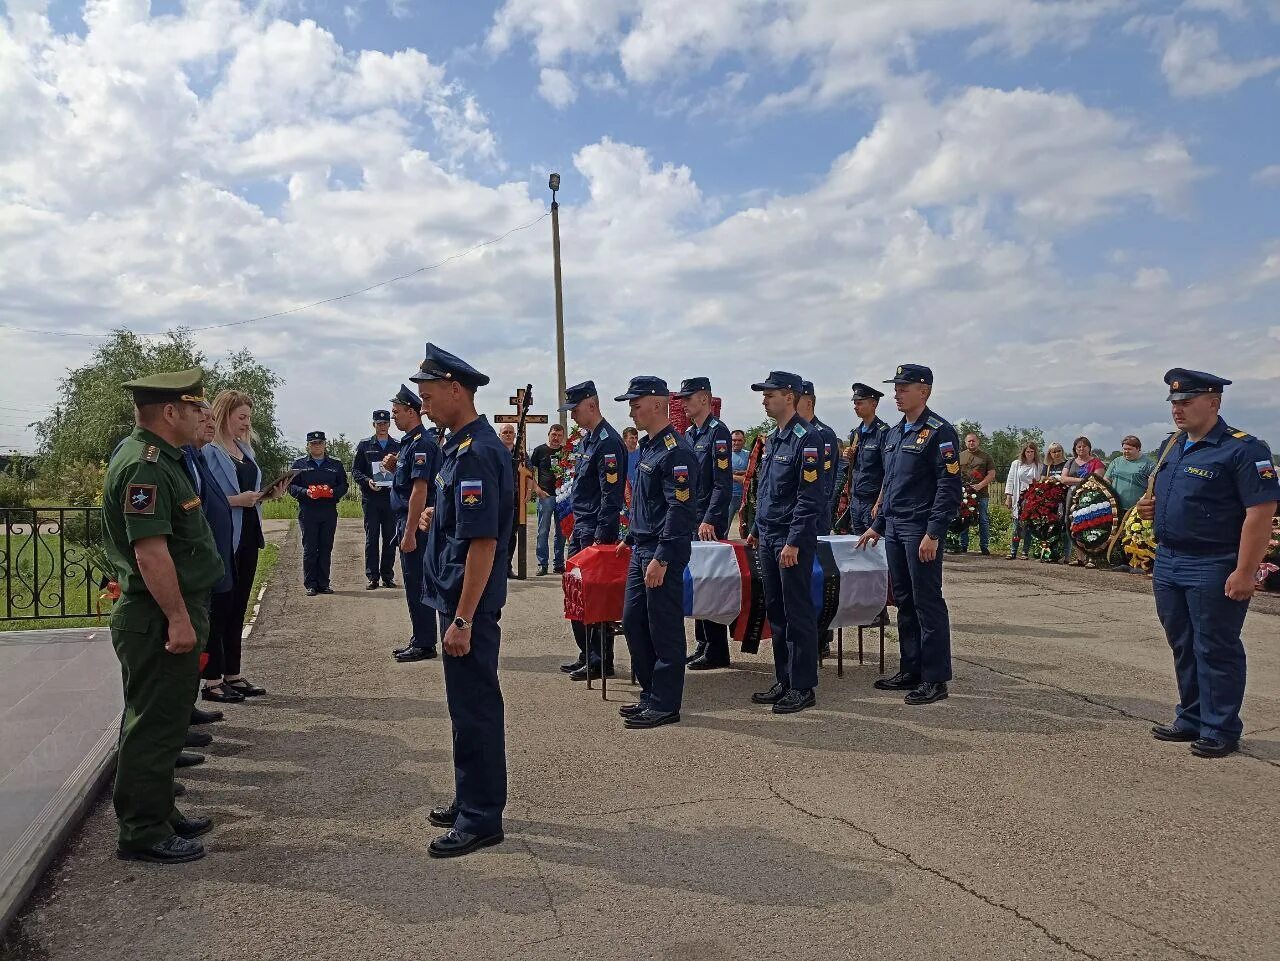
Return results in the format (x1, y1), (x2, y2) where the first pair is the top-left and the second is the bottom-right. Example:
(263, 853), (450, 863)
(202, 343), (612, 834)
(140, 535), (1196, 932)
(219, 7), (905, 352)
(103, 369), (224, 855)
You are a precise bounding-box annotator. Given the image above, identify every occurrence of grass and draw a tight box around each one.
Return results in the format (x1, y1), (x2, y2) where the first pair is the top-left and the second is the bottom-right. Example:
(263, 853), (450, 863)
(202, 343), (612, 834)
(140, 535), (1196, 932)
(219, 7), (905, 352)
(245, 542), (280, 624)
(0, 531), (108, 627)
(262, 497), (363, 520)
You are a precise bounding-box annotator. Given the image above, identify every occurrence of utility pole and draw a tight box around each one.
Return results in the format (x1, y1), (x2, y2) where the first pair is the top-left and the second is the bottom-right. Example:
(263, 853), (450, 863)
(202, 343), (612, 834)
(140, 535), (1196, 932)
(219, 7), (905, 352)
(549, 172), (567, 431)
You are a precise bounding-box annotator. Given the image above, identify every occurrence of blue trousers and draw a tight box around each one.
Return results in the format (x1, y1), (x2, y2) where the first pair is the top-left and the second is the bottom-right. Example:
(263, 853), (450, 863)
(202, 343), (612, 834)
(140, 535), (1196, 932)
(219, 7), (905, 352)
(535, 495), (565, 569)
(299, 508), (337, 591)
(1152, 547), (1249, 741)
(758, 532), (818, 691)
(361, 495), (396, 583)
(885, 530), (953, 682)
(848, 496), (876, 535)
(397, 516), (437, 652)
(621, 544), (687, 712)
(439, 610), (506, 836)
(959, 498), (990, 552)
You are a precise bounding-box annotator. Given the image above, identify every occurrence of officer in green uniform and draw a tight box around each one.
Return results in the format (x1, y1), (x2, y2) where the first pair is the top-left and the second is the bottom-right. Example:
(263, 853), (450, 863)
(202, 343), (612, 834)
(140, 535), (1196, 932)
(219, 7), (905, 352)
(103, 368), (226, 864)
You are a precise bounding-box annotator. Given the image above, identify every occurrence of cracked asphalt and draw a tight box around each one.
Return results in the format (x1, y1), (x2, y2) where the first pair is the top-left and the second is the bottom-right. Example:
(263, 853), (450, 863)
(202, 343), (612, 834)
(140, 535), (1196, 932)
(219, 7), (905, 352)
(4, 520), (1278, 961)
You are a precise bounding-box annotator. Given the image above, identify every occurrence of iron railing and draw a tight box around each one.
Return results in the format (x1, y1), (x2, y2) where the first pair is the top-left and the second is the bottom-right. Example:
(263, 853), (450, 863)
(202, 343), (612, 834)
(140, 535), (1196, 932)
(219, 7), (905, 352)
(1, 507), (111, 622)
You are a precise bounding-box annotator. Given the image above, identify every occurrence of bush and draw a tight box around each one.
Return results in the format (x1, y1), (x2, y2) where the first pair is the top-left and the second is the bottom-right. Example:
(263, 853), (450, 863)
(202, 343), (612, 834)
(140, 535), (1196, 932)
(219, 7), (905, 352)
(0, 468), (31, 509)
(40, 460), (106, 507)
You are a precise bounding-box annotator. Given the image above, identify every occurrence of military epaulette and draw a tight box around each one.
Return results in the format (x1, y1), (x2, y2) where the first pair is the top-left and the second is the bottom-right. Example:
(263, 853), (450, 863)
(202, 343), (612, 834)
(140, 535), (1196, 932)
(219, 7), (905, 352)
(926, 416), (943, 430)
(142, 444), (160, 463)
(598, 427), (610, 440)
(792, 423), (807, 438)
(457, 437), (473, 455)
(1229, 428), (1254, 442)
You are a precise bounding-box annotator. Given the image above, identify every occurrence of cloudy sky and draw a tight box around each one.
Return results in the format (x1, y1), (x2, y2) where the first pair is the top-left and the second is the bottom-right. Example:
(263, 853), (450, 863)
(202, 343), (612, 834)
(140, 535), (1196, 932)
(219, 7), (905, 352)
(1, 0), (1278, 457)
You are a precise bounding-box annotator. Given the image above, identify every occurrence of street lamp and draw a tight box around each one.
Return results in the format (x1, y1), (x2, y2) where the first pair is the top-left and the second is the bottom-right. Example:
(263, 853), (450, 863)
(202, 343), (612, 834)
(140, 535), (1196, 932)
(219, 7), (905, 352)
(549, 172), (567, 430)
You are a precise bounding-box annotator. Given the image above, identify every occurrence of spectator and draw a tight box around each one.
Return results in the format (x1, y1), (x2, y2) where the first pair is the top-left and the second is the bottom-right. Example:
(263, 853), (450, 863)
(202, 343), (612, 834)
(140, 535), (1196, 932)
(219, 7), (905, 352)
(1104, 435), (1152, 513)
(200, 390), (283, 701)
(958, 433), (996, 555)
(1060, 435), (1106, 567)
(528, 424), (567, 575)
(1003, 442), (1045, 559)
(499, 423), (518, 577)
(730, 429), (749, 530)
(623, 426), (641, 498)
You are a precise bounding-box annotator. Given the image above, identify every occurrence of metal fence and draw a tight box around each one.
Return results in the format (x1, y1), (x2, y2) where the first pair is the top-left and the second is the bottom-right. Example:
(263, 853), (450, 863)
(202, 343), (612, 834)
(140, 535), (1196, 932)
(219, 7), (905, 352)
(1, 507), (111, 622)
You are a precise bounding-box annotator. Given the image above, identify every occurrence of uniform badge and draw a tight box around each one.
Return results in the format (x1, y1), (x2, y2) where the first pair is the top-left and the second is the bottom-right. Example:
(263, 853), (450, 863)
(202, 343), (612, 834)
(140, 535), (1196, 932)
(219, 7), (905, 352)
(604, 453), (618, 468)
(414, 452), (426, 465)
(142, 444), (160, 463)
(460, 479), (483, 506)
(716, 457), (729, 469)
(803, 446), (818, 464)
(1255, 460), (1276, 480)
(435, 472), (445, 490)
(916, 428), (931, 443)
(715, 439), (728, 453)
(124, 483), (157, 515)
(792, 423), (807, 438)
(673, 465), (689, 483)
(939, 441), (956, 462)
(458, 437), (473, 453)
(675, 488), (691, 501)
(663, 435), (677, 450)
(802, 469), (818, 483)
(180, 496), (201, 512)
(946, 462), (959, 474)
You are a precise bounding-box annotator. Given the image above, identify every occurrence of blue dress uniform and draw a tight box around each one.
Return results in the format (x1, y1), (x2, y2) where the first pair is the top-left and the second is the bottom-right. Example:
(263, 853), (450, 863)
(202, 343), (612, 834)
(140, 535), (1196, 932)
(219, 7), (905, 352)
(675, 376), (735, 669)
(289, 433), (349, 594)
(1151, 369), (1279, 755)
(389, 386), (440, 657)
(801, 381), (841, 535)
(412, 345), (512, 854)
(846, 383), (889, 534)
(749, 371), (826, 709)
(560, 380), (629, 676)
(871, 365), (962, 700)
(616, 379), (699, 727)
(352, 413), (400, 588)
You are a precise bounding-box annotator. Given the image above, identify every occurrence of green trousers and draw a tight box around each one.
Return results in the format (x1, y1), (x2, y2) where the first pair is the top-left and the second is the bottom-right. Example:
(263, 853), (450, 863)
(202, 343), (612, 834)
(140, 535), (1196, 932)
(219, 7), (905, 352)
(111, 597), (208, 851)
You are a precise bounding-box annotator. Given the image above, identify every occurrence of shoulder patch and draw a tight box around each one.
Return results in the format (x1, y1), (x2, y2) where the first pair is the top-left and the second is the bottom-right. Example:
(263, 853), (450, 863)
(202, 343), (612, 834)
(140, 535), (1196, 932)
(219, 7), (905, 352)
(142, 444), (160, 463)
(1256, 460), (1276, 481)
(124, 483), (157, 515)
(926, 416), (943, 429)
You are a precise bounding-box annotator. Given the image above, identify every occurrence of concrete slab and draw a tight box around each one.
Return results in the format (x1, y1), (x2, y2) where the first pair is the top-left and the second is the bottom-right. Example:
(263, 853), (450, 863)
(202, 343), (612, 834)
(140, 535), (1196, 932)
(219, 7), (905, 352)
(3, 524), (1278, 961)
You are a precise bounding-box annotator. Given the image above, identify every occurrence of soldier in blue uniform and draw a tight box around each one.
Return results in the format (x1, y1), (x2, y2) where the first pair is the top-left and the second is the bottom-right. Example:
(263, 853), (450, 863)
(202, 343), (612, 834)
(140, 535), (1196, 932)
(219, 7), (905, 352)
(386, 385), (441, 662)
(858, 365), (962, 706)
(674, 376), (735, 670)
(797, 381), (841, 535)
(745, 371), (826, 714)
(409, 343), (512, 857)
(843, 383), (889, 535)
(289, 432), (349, 595)
(559, 380), (628, 680)
(1139, 369), (1278, 758)
(615, 377), (699, 729)
(352, 410), (400, 590)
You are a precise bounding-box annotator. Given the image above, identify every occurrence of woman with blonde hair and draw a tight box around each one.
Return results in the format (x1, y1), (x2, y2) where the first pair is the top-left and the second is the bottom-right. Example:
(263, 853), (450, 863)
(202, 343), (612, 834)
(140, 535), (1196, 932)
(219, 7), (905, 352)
(1003, 441), (1045, 559)
(200, 389), (282, 701)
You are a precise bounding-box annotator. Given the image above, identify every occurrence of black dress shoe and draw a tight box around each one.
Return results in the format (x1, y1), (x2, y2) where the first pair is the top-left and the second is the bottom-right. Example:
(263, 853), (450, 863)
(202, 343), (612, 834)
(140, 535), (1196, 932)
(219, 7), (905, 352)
(366, 580), (380, 590)
(395, 646), (438, 662)
(429, 801), (459, 828)
(184, 730), (212, 749)
(201, 683), (244, 704)
(1190, 737), (1239, 758)
(1151, 723), (1198, 742)
(619, 701), (649, 718)
(686, 642), (708, 665)
(873, 671), (919, 691)
(173, 815), (213, 839)
(773, 688), (816, 714)
(568, 663), (613, 681)
(190, 706), (223, 725)
(537, 566), (548, 576)
(319, 587), (335, 594)
(173, 782), (186, 798)
(751, 682), (786, 704)
(224, 678), (266, 697)
(382, 580), (396, 588)
(687, 654), (731, 671)
(553, 566), (565, 575)
(624, 708), (681, 729)
(428, 828), (504, 859)
(905, 681), (949, 705)
(305, 588), (318, 596)
(117, 836), (205, 864)
(559, 658), (585, 674)
(175, 752), (205, 768)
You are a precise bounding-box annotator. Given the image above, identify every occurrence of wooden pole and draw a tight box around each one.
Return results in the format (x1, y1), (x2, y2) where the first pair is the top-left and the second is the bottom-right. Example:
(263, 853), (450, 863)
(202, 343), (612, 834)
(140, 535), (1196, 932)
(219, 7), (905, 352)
(551, 189), (567, 432)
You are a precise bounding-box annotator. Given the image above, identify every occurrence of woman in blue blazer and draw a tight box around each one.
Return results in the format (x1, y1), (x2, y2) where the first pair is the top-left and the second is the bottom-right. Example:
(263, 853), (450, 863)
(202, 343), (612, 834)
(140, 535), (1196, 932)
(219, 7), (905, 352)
(201, 390), (285, 702)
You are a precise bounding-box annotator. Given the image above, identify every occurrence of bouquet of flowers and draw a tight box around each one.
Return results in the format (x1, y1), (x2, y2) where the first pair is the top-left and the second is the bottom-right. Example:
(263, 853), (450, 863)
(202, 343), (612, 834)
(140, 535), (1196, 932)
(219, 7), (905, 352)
(306, 484), (334, 500)
(1019, 477), (1067, 561)
(1258, 513), (1280, 591)
(950, 491), (980, 533)
(1115, 510), (1156, 573)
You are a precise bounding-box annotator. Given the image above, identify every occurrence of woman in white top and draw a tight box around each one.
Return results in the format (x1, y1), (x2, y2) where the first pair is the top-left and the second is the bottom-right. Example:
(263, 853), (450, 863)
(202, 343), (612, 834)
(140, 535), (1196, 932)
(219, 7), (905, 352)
(1004, 442), (1045, 559)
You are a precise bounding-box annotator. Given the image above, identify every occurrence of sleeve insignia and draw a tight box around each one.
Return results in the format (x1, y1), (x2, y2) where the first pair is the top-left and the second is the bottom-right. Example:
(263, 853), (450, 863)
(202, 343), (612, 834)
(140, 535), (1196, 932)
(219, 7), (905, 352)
(460, 479), (483, 506)
(142, 444), (160, 463)
(715, 439), (728, 453)
(604, 453), (618, 467)
(673, 465), (689, 484)
(606, 473), (619, 484)
(180, 496), (201, 511)
(939, 441), (956, 461)
(802, 468), (818, 483)
(1258, 460), (1277, 481)
(414, 452), (426, 465)
(674, 487), (691, 502)
(946, 462), (960, 474)
(664, 435), (677, 450)
(716, 458), (729, 470)
(803, 446), (818, 464)
(125, 483), (157, 515)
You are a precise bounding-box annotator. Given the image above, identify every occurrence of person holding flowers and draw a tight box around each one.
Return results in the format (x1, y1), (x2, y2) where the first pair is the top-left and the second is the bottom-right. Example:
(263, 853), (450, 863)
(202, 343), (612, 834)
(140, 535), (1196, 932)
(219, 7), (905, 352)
(289, 430), (349, 595)
(1004, 442), (1046, 559)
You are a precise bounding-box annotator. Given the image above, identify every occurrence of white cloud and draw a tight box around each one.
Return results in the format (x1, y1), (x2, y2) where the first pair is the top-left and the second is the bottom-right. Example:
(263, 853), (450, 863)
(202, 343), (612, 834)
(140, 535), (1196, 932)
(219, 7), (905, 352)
(1133, 267), (1170, 289)
(1132, 18), (1280, 96)
(537, 67), (577, 108)
(1254, 163), (1280, 186)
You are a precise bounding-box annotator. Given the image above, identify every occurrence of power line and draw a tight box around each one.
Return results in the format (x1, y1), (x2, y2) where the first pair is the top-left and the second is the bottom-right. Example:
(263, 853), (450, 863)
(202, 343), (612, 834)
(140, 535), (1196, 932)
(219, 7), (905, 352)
(0, 211), (550, 340)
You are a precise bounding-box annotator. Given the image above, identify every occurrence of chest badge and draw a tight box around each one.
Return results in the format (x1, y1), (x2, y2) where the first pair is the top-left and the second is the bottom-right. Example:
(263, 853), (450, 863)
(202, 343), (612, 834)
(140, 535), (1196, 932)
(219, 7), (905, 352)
(916, 428), (931, 444)
(460, 479), (483, 506)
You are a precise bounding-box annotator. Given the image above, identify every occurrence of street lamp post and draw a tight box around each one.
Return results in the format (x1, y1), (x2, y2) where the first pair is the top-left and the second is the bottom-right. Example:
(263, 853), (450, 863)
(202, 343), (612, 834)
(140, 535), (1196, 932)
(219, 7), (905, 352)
(549, 173), (567, 431)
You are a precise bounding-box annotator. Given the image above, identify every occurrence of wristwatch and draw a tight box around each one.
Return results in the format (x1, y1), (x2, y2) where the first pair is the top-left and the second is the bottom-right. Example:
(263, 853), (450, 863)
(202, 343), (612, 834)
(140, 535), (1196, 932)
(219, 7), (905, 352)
(453, 616), (472, 631)
(655, 559), (668, 568)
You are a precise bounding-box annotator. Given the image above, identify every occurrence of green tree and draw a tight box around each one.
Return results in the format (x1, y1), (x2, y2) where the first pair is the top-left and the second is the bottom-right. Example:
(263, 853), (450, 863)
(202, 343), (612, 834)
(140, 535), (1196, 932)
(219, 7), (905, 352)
(33, 329), (288, 494)
(988, 425), (1047, 481)
(742, 418), (776, 445)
